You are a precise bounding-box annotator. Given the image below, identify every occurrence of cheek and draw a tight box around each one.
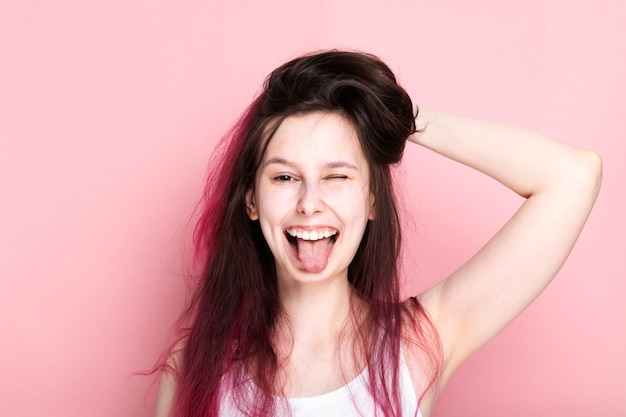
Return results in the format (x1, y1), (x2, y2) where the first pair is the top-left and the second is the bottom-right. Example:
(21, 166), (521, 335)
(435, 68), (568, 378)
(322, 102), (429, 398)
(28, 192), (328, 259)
(255, 187), (294, 216)
(256, 213), (284, 255)
(326, 184), (372, 216)
(254, 188), (293, 243)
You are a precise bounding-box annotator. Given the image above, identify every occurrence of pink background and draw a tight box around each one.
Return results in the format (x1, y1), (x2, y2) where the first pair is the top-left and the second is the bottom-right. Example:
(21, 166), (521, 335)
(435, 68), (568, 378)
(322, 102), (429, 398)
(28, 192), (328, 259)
(1, 1), (624, 416)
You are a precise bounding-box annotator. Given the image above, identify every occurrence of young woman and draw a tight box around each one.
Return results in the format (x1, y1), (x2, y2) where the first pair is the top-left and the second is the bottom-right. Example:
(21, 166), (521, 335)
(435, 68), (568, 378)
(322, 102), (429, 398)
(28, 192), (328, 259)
(154, 51), (602, 417)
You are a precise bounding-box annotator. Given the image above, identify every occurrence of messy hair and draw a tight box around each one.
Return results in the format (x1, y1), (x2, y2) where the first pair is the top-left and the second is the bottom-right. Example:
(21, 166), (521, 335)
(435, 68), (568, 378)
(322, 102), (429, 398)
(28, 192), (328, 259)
(166, 50), (441, 417)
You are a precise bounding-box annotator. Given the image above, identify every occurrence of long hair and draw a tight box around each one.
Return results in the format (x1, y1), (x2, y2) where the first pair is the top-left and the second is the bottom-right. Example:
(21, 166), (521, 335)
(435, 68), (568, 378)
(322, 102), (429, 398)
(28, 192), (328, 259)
(166, 50), (441, 417)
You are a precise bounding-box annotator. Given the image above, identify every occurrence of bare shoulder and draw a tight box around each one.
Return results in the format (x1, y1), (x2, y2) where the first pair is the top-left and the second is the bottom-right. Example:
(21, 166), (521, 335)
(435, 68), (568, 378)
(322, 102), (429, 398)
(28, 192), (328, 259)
(154, 340), (185, 417)
(400, 296), (444, 417)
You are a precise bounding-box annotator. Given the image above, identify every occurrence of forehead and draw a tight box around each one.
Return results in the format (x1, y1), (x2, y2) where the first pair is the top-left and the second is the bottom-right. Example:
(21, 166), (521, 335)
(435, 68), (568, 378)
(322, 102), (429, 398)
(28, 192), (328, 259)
(262, 112), (368, 168)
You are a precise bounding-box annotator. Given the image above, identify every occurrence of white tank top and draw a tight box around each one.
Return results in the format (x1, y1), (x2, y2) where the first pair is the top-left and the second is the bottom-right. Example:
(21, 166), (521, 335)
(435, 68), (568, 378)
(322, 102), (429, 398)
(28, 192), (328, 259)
(219, 349), (422, 417)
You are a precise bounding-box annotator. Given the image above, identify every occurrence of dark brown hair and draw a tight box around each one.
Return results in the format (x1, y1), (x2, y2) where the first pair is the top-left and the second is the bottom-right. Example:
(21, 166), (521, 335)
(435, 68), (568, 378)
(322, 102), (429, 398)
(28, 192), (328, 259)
(167, 50), (441, 417)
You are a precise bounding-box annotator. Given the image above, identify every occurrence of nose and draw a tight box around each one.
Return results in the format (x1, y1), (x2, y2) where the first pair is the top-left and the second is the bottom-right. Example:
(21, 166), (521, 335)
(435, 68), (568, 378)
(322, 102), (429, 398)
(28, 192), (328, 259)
(296, 182), (324, 215)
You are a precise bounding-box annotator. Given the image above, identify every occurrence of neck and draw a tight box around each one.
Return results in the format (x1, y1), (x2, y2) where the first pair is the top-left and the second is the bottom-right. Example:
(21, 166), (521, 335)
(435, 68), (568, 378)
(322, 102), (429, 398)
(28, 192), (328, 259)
(275, 276), (356, 353)
(272, 277), (370, 395)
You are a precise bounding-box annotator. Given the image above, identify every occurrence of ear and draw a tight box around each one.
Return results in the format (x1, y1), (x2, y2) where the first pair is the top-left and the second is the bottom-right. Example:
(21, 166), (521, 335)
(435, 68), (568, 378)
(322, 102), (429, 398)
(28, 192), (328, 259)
(245, 189), (258, 220)
(368, 193), (376, 221)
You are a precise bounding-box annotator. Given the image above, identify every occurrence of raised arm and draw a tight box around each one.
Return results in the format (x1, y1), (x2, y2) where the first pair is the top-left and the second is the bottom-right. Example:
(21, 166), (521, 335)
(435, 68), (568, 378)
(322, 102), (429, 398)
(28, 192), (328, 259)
(412, 108), (602, 382)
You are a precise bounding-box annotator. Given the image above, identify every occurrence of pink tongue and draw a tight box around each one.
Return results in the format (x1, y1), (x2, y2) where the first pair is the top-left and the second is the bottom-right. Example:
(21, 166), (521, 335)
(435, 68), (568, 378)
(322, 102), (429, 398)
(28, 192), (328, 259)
(297, 238), (332, 273)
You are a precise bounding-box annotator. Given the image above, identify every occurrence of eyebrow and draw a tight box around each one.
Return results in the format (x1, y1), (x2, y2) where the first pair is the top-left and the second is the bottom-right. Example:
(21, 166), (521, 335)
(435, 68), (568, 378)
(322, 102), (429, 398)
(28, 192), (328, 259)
(263, 157), (360, 171)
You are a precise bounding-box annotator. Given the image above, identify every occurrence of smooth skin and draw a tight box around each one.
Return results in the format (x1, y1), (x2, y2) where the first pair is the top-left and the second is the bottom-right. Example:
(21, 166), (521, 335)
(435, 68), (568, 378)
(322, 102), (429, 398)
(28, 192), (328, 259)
(412, 108), (602, 415)
(246, 112), (375, 398)
(155, 108), (602, 417)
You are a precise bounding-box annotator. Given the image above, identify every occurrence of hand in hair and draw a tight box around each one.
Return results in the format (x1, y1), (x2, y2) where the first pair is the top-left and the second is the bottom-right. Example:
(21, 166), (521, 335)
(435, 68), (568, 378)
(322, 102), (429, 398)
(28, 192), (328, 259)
(408, 107), (602, 383)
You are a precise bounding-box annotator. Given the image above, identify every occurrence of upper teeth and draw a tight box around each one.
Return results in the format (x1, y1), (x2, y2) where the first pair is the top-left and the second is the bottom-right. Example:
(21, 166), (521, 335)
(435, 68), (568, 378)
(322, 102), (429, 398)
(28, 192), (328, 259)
(286, 228), (337, 241)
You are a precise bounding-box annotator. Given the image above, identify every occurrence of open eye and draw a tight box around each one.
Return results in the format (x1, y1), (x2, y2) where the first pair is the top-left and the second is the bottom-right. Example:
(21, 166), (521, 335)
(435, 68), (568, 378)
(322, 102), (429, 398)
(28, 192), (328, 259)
(274, 174), (295, 183)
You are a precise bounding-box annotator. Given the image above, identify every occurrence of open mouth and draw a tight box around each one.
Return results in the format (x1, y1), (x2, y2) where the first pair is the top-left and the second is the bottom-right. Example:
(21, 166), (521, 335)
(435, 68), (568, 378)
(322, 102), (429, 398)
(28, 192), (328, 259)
(284, 228), (338, 253)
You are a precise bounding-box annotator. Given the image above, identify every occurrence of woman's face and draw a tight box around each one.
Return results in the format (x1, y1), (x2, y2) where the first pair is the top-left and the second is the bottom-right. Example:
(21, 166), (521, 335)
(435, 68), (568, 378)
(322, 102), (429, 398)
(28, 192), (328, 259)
(246, 112), (375, 288)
